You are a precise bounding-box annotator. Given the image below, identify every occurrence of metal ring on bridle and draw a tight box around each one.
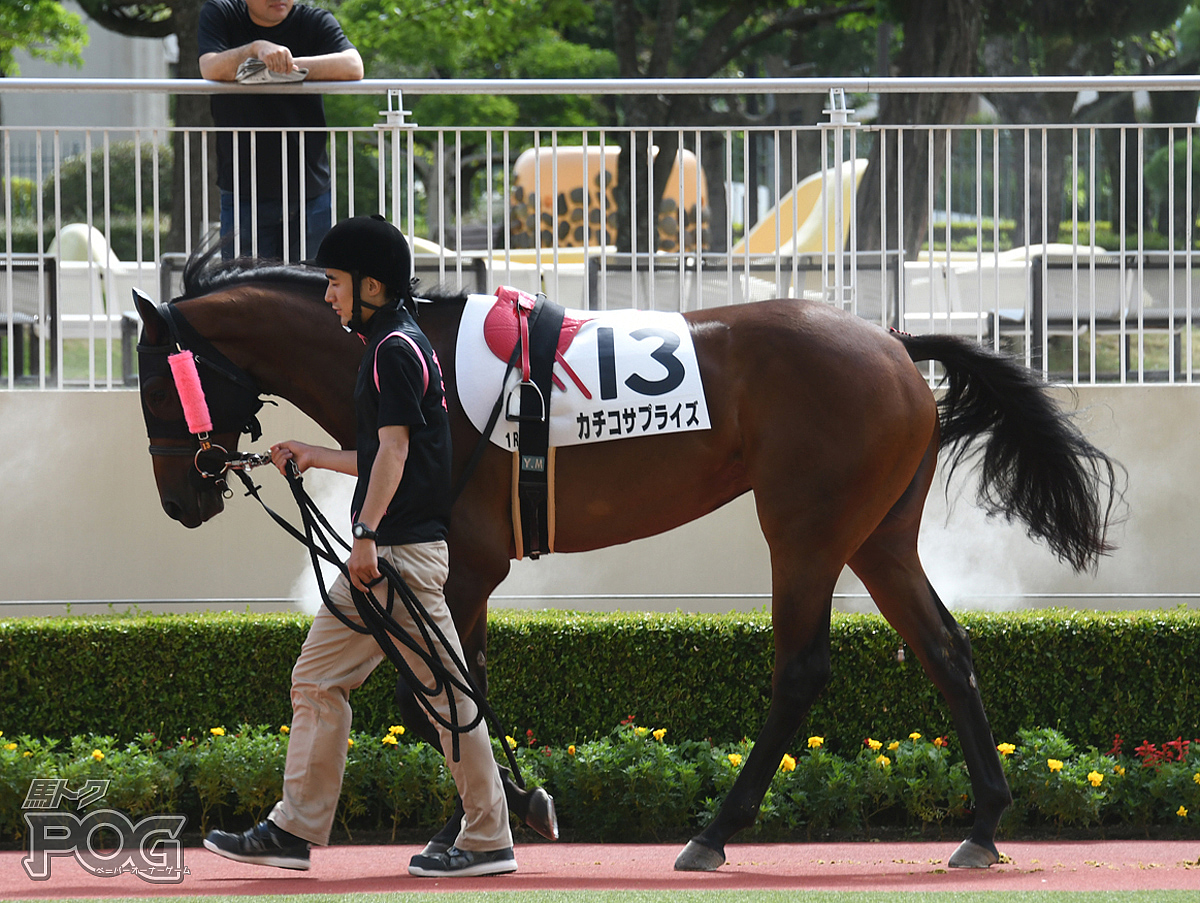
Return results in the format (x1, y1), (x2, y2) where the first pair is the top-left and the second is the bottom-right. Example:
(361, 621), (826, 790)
(194, 443), (231, 479)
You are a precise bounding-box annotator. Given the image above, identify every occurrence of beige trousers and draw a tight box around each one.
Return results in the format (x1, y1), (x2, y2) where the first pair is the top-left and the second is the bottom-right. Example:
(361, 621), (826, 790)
(269, 540), (512, 851)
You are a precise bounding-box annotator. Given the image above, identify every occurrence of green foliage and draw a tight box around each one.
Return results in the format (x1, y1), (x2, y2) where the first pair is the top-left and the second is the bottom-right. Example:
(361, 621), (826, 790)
(43, 140), (173, 221)
(0, 0), (88, 77)
(337, 0), (594, 73)
(2, 723), (1197, 845)
(1144, 138), (1200, 232)
(0, 141), (178, 261)
(1, 609), (1199, 757)
(0, 178), (38, 220)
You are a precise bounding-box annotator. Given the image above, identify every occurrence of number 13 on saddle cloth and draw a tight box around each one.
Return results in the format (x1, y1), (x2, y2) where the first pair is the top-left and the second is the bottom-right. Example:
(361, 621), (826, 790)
(455, 291), (712, 453)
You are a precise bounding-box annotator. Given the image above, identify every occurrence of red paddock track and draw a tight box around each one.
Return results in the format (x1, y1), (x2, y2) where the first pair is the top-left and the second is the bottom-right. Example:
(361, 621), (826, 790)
(3, 840), (1199, 897)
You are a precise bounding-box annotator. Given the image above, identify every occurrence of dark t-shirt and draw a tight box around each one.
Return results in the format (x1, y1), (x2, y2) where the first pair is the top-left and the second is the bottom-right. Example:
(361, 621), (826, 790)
(197, 0), (354, 199)
(352, 307), (452, 546)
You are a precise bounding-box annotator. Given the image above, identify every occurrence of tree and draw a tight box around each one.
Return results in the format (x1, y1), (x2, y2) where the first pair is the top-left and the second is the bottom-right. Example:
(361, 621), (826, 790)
(856, 0), (1193, 255)
(0, 1), (89, 76)
(601, 0), (876, 252)
(332, 0), (616, 243)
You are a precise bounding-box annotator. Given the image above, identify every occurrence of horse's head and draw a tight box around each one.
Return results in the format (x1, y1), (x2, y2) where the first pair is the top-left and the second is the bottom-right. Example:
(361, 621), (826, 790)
(134, 289), (265, 527)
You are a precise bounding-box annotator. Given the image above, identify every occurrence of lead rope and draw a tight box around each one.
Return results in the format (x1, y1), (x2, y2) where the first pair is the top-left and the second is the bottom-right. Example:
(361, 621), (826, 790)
(231, 464), (524, 784)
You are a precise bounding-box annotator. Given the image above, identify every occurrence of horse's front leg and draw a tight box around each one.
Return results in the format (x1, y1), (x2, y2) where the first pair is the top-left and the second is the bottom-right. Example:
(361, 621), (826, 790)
(676, 600), (834, 871)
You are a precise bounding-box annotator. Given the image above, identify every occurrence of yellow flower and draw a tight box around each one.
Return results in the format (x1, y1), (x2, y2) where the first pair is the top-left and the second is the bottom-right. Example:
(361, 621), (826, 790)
(567, 745), (576, 756)
(22, 751), (32, 758)
(1087, 771), (1104, 787)
(807, 736), (824, 749)
(866, 738), (882, 751)
(347, 738), (355, 748)
(1193, 772), (1200, 785)
(876, 755), (891, 768)
(210, 727), (226, 737)
(779, 754), (796, 772)
(91, 749), (104, 761)
(389, 725), (405, 736)
(1114, 765), (1126, 776)
(728, 753), (743, 767)
(997, 743), (1016, 756)
(888, 741), (900, 751)
(381, 734), (399, 746)
(634, 726), (648, 737)
(933, 736), (946, 748)
(653, 729), (667, 742)
(505, 736), (517, 751)
(1178, 806), (1189, 818)
(280, 725), (290, 734)
(909, 732), (922, 741)
(1047, 759), (1063, 773)
(3, 742), (15, 751)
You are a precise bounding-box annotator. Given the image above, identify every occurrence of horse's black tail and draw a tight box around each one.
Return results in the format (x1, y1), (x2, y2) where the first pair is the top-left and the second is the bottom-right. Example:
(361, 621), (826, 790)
(896, 332), (1121, 573)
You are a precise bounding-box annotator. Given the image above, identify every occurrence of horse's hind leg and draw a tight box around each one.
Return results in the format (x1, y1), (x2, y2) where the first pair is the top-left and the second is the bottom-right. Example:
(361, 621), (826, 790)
(848, 443), (1011, 867)
(676, 559), (840, 871)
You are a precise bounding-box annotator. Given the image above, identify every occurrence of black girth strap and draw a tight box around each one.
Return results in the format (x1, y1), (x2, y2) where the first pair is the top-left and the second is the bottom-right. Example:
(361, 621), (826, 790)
(509, 296), (565, 560)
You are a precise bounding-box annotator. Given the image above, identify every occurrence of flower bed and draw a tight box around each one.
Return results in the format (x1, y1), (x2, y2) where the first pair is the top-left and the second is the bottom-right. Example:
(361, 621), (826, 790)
(2, 722), (1197, 845)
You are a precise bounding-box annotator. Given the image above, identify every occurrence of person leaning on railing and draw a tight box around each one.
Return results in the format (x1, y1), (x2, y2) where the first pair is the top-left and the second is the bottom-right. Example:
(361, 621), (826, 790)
(197, 0), (363, 262)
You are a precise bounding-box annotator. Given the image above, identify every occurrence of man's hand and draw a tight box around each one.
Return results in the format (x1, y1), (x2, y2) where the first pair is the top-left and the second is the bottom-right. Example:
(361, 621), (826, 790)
(270, 439), (320, 475)
(251, 39), (296, 73)
(348, 538), (381, 592)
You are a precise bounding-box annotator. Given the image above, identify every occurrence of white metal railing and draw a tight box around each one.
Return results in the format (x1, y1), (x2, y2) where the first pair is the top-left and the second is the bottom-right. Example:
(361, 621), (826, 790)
(4, 77), (1200, 389)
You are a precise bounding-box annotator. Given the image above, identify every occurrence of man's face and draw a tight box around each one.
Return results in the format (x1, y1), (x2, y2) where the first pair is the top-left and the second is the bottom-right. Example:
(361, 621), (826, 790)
(324, 268), (355, 327)
(245, 0), (294, 28)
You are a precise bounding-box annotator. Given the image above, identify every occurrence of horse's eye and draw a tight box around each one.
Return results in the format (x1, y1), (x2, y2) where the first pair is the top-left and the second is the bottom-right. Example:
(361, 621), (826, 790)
(143, 375), (183, 420)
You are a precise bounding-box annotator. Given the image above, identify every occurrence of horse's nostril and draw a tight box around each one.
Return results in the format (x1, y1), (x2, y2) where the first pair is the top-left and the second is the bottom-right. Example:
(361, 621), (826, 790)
(163, 500), (184, 522)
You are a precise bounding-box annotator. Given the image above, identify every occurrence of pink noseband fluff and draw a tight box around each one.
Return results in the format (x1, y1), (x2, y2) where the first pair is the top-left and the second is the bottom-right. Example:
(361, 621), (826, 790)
(168, 349), (213, 436)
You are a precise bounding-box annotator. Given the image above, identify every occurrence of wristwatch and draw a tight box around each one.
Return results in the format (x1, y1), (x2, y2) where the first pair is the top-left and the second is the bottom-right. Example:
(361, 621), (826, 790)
(352, 521), (378, 542)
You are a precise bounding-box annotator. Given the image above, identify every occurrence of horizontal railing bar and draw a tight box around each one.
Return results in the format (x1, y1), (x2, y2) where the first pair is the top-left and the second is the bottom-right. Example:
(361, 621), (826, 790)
(5, 75), (1200, 96)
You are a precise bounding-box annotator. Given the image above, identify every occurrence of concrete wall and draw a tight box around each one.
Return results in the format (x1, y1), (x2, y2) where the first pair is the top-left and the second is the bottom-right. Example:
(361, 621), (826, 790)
(0, 385), (1196, 615)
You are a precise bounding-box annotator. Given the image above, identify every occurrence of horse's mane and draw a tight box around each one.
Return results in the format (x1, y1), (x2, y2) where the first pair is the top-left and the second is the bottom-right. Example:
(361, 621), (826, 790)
(177, 243), (472, 308)
(178, 243), (325, 301)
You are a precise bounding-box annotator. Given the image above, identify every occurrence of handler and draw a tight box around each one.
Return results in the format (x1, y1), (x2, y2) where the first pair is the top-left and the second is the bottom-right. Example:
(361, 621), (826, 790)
(203, 214), (516, 878)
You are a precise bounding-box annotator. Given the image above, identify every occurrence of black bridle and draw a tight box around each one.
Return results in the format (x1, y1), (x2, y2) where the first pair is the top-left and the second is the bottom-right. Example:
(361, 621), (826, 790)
(137, 292), (273, 494)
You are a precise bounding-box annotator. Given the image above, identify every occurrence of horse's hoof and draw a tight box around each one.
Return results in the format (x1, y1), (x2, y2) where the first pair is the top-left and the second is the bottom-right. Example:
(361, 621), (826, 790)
(674, 840), (725, 871)
(525, 787), (559, 841)
(948, 838), (1000, 868)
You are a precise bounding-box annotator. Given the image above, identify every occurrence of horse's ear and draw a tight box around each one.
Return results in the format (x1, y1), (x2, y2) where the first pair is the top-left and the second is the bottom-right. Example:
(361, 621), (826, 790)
(133, 288), (167, 346)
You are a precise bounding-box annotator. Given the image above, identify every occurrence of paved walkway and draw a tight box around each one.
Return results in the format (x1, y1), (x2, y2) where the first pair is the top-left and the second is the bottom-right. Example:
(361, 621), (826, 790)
(4, 840), (1199, 896)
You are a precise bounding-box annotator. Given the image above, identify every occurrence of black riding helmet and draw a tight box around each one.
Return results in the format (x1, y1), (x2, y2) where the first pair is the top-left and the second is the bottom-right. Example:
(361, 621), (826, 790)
(305, 214), (415, 329)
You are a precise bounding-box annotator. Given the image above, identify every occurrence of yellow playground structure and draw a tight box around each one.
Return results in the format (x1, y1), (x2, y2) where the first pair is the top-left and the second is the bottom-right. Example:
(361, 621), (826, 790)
(507, 150), (866, 257)
(509, 146), (709, 253)
(733, 158), (868, 255)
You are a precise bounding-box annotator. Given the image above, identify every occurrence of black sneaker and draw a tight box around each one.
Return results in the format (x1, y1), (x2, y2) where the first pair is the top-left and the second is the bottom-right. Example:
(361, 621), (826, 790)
(203, 820), (311, 870)
(408, 845), (517, 878)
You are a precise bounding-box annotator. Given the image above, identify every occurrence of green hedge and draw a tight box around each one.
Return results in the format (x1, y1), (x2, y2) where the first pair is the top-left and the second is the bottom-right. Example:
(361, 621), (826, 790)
(0, 609), (1197, 754)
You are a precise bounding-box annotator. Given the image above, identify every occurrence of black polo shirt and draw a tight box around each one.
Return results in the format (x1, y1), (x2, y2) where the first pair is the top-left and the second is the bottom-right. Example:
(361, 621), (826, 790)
(352, 307), (452, 546)
(197, 0), (354, 199)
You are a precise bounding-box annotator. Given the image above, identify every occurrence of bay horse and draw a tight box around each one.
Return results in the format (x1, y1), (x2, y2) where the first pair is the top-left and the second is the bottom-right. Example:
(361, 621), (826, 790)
(134, 248), (1117, 871)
